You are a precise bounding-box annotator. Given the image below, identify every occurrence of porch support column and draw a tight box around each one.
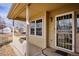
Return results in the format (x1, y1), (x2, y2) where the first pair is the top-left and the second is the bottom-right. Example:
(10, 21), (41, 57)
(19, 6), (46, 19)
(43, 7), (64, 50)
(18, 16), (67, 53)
(25, 4), (30, 56)
(73, 11), (76, 52)
(12, 19), (14, 43)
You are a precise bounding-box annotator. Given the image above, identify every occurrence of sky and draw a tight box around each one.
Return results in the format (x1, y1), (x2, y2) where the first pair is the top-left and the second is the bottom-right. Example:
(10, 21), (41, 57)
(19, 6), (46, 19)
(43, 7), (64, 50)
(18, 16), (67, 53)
(0, 3), (12, 17)
(0, 3), (13, 27)
(0, 3), (26, 29)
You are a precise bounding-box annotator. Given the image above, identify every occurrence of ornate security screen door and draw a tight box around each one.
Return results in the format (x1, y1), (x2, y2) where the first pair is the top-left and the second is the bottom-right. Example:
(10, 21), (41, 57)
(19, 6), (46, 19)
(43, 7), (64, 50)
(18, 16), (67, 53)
(55, 12), (74, 52)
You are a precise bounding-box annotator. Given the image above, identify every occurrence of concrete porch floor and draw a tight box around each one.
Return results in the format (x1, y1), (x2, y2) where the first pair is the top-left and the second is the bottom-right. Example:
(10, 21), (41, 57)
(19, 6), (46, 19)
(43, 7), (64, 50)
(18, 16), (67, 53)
(29, 43), (62, 56)
(29, 43), (79, 56)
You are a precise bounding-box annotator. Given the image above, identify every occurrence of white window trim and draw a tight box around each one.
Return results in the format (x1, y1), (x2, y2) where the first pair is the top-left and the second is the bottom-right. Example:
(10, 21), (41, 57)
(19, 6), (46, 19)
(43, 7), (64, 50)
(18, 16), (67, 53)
(29, 20), (36, 36)
(55, 11), (75, 52)
(29, 17), (44, 38)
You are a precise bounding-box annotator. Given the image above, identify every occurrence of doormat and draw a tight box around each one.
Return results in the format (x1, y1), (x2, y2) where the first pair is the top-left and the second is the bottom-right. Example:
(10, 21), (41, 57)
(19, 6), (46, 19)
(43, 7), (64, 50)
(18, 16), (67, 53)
(55, 50), (70, 56)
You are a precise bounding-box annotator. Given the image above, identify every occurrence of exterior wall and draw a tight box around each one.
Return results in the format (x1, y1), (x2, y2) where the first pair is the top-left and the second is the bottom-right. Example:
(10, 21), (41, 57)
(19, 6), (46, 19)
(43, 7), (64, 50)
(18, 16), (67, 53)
(48, 4), (79, 51)
(28, 4), (79, 50)
(29, 12), (47, 49)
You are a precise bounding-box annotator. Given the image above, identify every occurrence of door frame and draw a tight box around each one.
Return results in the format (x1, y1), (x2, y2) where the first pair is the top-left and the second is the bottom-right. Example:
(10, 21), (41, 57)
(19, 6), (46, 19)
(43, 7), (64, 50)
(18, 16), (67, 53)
(74, 10), (79, 53)
(55, 11), (75, 52)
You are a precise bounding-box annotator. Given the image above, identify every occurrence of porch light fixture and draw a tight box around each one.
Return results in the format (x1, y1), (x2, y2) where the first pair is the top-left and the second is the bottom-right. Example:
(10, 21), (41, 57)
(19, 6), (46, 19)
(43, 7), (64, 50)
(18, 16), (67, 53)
(50, 17), (53, 22)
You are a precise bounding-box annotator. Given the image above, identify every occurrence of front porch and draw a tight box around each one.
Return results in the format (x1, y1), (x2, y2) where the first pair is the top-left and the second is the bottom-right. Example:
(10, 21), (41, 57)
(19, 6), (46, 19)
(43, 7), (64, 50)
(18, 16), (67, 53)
(7, 3), (79, 56)
(0, 42), (79, 56)
(0, 42), (62, 56)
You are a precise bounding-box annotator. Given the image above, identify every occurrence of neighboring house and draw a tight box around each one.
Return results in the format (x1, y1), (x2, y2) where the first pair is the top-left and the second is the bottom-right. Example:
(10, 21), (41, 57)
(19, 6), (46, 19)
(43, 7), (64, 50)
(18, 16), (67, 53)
(2, 27), (11, 34)
(0, 16), (12, 34)
(0, 27), (11, 34)
(7, 3), (79, 55)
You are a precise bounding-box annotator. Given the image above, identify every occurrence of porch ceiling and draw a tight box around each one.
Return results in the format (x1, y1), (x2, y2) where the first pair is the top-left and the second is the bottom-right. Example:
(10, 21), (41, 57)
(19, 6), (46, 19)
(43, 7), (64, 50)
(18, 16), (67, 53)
(7, 3), (26, 21)
(7, 3), (76, 21)
(29, 3), (69, 18)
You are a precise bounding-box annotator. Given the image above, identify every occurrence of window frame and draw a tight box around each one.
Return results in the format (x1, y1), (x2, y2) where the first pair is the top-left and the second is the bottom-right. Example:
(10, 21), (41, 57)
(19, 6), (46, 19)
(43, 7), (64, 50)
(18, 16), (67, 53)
(36, 19), (42, 36)
(29, 17), (43, 37)
(30, 21), (35, 35)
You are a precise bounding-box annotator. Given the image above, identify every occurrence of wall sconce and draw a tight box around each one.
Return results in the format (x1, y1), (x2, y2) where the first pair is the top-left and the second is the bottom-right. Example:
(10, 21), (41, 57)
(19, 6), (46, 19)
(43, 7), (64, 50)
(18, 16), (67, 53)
(50, 17), (53, 22)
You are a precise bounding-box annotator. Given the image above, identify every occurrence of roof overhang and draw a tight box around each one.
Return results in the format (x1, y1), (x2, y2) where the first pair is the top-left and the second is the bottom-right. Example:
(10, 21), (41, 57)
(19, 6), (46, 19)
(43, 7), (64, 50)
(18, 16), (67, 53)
(7, 3), (27, 21)
(7, 3), (79, 21)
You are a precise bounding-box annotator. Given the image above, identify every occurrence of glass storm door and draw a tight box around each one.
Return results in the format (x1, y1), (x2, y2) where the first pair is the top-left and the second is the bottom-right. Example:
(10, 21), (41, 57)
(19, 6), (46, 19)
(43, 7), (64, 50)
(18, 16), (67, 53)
(56, 13), (74, 51)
